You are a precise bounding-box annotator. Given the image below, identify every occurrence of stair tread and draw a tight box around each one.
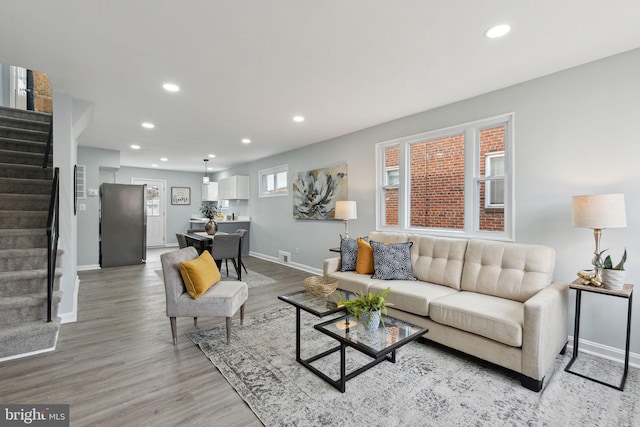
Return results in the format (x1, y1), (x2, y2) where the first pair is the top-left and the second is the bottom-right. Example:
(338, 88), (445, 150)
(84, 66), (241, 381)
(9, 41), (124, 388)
(0, 136), (47, 146)
(0, 125), (48, 135)
(0, 148), (46, 157)
(0, 267), (62, 278)
(0, 228), (47, 235)
(0, 318), (61, 334)
(0, 291), (62, 305)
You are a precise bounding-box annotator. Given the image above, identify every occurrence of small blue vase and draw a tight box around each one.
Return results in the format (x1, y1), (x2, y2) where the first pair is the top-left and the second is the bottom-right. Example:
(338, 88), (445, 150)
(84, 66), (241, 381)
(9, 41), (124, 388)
(361, 310), (381, 331)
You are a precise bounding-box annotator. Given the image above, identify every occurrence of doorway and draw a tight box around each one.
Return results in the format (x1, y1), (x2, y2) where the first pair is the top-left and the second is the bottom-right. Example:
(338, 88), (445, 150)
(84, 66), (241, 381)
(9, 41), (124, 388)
(131, 178), (166, 247)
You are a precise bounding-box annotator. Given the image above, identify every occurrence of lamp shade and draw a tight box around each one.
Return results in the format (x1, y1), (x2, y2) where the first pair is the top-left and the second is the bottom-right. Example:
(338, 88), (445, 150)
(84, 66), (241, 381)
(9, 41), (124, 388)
(572, 194), (626, 229)
(335, 201), (357, 220)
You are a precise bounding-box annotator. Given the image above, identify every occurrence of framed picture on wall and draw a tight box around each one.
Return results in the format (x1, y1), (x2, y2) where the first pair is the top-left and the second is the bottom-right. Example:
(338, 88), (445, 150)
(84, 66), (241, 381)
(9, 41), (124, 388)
(171, 187), (190, 205)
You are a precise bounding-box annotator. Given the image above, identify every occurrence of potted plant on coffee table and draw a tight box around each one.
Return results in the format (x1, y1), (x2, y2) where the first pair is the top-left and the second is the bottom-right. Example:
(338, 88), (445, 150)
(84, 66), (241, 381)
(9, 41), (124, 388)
(337, 287), (393, 330)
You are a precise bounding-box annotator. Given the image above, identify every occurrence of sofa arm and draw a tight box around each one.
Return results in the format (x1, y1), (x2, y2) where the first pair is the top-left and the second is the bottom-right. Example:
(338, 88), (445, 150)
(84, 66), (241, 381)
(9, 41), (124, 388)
(522, 281), (569, 380)
(323, 257), (341, 276)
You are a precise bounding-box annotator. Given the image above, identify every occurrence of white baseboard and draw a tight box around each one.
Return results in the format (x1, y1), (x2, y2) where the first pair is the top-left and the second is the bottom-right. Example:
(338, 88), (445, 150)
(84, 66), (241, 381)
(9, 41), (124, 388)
(77, 264), (100, 271)
(59, 275), (79, 324)
(567, 335), (639, 368)
(249, 251), (322, 276)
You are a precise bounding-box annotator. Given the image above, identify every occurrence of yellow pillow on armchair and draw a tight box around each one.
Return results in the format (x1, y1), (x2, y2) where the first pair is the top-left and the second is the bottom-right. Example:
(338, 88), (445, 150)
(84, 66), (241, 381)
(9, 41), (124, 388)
(179, 251), (221, 298)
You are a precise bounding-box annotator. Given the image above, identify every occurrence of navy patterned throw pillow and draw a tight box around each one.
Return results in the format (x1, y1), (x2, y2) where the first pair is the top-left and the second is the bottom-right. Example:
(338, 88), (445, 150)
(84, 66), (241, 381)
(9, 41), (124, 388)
(371, 241), (416, 280)
(340, 235), (367, 272)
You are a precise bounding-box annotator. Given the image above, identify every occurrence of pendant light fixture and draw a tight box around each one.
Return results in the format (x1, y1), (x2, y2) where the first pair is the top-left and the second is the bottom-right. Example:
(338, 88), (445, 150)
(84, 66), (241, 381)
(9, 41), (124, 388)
(202, 158), (210, 184)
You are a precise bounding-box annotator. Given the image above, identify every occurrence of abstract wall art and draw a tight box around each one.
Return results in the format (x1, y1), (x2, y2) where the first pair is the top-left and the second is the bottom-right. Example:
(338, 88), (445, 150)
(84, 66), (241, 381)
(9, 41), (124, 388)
(293, 164), (347, 220)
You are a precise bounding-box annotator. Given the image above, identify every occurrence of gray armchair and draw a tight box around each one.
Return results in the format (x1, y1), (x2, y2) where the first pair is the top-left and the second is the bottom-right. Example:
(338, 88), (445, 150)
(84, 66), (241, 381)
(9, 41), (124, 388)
(160, 247), (248, 345)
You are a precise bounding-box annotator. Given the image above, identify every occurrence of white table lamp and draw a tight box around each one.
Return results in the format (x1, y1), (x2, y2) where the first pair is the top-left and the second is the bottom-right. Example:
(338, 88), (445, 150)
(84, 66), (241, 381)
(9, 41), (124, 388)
(335, 201), (357, 238)
(572, 193), (626, 276)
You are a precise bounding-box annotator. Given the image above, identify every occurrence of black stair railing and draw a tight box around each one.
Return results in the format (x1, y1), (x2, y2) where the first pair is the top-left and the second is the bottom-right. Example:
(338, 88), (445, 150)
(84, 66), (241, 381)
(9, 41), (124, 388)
(46, 167), (60, 322)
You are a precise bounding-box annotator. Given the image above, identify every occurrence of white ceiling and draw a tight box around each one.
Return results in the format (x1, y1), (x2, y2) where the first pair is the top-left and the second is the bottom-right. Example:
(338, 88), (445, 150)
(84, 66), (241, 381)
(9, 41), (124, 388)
(1, 1), (639, 173)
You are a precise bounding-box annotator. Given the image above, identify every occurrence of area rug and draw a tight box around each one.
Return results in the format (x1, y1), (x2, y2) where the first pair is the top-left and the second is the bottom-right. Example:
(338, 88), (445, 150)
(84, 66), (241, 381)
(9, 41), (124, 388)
(187, 306), (639, 427)
(154, 269), (276, 288)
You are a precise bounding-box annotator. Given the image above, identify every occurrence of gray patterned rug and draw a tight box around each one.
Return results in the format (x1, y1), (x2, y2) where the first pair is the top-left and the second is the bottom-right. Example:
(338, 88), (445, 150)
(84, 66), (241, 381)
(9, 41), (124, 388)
(154, 268), (276, 288)
(188, 306), (639, 427)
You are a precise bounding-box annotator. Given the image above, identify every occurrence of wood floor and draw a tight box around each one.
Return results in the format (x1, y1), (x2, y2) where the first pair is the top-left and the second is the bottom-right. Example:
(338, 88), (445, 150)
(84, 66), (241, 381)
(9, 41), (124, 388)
(0, 249), (310, 426)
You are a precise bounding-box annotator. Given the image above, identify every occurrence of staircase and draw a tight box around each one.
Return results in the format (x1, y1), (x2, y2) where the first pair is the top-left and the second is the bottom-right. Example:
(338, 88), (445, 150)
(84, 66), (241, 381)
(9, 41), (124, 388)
(0, 105), (63, 360)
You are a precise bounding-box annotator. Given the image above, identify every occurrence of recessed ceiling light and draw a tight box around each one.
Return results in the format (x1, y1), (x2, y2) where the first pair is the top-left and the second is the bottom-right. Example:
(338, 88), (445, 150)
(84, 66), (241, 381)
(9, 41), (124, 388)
(207, 167), (213, 171)
(485, 24), (511, 39)
(162, 83), (180, 92)
(142, 122), (155, 129)
(160, 157), (168, 162)
(151, 164), (158, 167)
(293, 116), (305, 123)
(130, 144), (141, 150)
(208, 154), (216, 158)
(241, 138), (251, 144)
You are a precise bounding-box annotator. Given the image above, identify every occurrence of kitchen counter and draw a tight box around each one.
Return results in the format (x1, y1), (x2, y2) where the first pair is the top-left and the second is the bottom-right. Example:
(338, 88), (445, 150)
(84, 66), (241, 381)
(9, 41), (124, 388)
(189, 218), (250, 224)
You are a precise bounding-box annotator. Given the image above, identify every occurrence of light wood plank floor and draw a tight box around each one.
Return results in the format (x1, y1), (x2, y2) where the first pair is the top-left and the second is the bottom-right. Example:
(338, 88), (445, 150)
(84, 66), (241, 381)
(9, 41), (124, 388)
(0, 249), (310, 426)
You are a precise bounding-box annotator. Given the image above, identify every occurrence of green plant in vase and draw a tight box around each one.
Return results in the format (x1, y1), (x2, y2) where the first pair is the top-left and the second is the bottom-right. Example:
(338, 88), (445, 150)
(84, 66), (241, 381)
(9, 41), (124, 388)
(336, 287), (393, 329)
(595, 248), (627, 290)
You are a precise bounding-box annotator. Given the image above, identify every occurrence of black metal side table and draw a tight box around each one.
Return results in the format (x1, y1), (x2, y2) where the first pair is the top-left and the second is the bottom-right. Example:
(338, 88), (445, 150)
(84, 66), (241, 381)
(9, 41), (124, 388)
(565, 280), (633, 390)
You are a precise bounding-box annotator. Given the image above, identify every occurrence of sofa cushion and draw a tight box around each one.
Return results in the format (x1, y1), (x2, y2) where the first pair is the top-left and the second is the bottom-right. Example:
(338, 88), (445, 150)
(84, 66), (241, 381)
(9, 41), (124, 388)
(356, 237), (374, 274)
(409, 235), (467, 290)
(369, 231), (409, 244)
(461, 239), (556, 302)
(429, 291), (524, 347)
(370, 280), (458, 316)
(371, 241), (416, 281)
(328, 271), (377, 295)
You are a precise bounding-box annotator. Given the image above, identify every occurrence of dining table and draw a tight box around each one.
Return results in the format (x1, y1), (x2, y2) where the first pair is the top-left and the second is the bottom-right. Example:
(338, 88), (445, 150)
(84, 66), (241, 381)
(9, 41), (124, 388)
(184, 231), (227, 253)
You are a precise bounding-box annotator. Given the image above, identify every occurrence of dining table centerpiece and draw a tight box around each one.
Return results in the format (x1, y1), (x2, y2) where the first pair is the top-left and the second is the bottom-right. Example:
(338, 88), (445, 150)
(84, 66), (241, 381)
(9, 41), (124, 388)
(200, 203), (218, 235)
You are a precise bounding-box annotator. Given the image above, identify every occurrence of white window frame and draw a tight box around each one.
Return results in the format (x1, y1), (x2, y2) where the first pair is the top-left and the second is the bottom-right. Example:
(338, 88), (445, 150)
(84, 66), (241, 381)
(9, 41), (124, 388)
(375, 114), (514, 241)
(259, 164), (289, 198)
(485, 151), (505, 208)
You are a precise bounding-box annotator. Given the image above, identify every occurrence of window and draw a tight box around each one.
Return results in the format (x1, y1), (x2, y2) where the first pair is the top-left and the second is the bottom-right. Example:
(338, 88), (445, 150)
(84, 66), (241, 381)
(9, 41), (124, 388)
(485, 152), (504, 208)
(259, 165), (288, 197)
(146, 185), (160, 217)
(75, 165), (86, 199)
(376, 114), (513, 239)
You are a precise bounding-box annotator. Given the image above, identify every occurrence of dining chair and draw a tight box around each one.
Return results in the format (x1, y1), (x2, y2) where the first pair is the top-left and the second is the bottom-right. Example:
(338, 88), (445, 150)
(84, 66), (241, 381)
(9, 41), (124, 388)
(210, 233), (242, 280)
(160, 247), (248, 345)
(235, 229), (249, 274)
(176, 233), (188, 249)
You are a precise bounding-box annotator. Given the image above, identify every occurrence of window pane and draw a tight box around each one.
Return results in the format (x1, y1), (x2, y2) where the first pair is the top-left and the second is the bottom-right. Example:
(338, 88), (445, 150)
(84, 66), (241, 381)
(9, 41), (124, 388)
(478, 180), (505, 232)
(383, 146), (399, 226)
(410, 134), (464, 229)
(146, 185), (160, 216)
(276, 171), (287, 192)
(266, 174), (275, 192)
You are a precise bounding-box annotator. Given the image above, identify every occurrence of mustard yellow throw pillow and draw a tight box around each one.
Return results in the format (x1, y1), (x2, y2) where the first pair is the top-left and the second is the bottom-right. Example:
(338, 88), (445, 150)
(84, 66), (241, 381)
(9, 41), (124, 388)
(355, 237), (374, 274)
(179, 251), (221, 299)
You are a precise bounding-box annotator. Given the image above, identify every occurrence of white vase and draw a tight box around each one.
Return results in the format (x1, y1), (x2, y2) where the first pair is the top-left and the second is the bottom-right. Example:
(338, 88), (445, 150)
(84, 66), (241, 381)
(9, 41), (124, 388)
(601, 269), (625, 291)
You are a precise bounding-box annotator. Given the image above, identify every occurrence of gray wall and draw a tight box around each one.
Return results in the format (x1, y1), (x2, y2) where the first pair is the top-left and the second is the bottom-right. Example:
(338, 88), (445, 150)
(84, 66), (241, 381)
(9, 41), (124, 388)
(219, 48), (640, 355)
(76, 148), (207, 266)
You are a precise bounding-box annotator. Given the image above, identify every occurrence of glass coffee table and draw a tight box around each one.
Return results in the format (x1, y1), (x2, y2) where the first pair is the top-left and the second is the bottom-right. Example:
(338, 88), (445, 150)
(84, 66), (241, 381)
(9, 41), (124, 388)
(279, 289), (428, 393)
(314, 314), (428, 392)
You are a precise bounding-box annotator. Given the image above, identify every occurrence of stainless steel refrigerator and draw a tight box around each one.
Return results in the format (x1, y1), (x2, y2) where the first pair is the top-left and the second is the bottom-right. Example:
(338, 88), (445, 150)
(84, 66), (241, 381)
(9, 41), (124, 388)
(100, 183), (147, 268)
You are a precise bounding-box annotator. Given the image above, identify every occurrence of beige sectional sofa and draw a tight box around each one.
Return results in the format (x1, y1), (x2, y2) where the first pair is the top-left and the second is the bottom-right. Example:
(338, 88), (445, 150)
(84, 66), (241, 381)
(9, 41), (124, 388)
(323, 231), (568, 391)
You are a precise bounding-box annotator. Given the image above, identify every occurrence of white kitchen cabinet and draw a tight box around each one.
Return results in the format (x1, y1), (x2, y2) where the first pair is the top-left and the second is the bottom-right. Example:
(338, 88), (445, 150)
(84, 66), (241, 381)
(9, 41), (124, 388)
(218, 175), (249, 200)
(202, 182), (218, 201)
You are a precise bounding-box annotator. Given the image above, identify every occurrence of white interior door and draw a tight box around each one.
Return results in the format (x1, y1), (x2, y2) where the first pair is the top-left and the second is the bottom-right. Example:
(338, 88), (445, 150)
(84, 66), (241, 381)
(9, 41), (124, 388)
(132, 178), (166, 247)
